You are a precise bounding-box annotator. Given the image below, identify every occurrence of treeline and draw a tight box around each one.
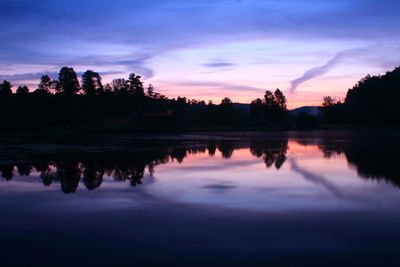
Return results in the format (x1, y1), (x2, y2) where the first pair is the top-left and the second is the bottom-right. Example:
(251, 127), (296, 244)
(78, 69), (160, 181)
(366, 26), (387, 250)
(0, 67), (289, 131)
(319, 66), (400, 126)
(2, 65), (397, 131)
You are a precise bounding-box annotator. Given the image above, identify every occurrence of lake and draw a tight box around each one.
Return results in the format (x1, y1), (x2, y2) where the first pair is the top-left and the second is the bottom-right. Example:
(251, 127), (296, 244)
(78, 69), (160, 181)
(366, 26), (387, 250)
(1, 130), (399, 266)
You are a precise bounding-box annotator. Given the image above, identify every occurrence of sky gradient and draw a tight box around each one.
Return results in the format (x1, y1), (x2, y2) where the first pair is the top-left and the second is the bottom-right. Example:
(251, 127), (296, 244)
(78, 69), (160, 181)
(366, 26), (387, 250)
(1, 0), (400, 108)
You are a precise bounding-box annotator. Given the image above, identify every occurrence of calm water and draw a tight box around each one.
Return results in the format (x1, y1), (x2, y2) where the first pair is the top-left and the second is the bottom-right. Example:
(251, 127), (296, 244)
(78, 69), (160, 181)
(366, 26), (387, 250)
(1, 131), (400, 266)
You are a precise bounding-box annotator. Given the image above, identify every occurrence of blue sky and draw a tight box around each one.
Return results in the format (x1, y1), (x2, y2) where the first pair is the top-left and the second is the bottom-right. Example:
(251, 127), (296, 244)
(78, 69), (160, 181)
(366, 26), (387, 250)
(1, 0), (400, 107)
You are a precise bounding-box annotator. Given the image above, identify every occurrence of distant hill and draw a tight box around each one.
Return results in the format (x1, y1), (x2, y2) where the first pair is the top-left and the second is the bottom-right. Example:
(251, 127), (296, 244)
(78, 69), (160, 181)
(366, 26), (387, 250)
(289, 106), (320, 116)
(233, 104), (320, 117)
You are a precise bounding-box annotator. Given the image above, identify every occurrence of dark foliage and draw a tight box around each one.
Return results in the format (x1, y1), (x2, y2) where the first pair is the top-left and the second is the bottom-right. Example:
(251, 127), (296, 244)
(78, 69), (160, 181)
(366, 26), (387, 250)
(0, 80), (13, 97)
(58, 67), (80, 95)
(16, 85), (29, 95)
(2, 65), (398, 130)
(319, 66), (400, 125)
(295, 112), (320, 129)
(249, 89), (288, 126)
(345, 67), (400, 124)
(81, 70), (103, 95)
(319, 100), (350, 125)
(0, 67), (294, 130)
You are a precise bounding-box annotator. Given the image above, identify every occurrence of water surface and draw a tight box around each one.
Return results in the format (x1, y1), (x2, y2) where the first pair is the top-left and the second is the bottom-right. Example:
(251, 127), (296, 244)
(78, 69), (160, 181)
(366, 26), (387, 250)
(1, 131), (399, 266)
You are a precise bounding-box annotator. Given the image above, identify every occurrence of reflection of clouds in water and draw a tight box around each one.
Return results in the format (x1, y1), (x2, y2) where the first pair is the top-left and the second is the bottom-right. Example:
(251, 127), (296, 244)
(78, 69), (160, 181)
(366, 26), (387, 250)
(289, 157), (366, 203)
(202, 182), (236, 193)
(166, 160), (258, 172)
(290, 157), (343, 197)
(2, 136), (400, 213)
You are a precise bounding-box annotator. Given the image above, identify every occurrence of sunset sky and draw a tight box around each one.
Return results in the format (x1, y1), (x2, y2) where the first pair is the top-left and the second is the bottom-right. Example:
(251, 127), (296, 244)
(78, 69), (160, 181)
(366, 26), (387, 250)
(1, 0), (400, 108)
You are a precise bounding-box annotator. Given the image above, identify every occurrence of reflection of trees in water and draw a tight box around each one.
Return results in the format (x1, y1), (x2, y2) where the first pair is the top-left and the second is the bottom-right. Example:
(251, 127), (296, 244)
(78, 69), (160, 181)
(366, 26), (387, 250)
(0, 165), (14, 180)
(207, 143), (217, 156)
(0, 140), (289, 193)
(0, 142), (251, 193)
(250, 139), (288, 169)
(317, 140), (400, 187)
(345, 143), (400, 187)
(318, 141), (347, 158)
(217, 141), (235, 159)
(82, 163), (105, 190)
(1, 137), (397, 192)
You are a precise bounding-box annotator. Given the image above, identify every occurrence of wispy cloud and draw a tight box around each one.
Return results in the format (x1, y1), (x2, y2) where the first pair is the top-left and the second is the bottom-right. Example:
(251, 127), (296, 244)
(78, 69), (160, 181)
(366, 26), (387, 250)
(289, 47), (368, 93)
(169, 81), (264, 93)
(202, 60), (236, 68)
(0, 72), (59, 82)
(1, 0), (400, 101)
(0, 71), (124, 85)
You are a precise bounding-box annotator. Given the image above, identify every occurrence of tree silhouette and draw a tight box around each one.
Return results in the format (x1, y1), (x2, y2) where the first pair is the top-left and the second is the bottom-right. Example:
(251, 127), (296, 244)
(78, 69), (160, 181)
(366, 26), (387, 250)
(58, 67), (80, 95)
(274, 89), (287, 110)
(250, 98), (265, 125)
(128, 73), (144, 97)
(0, 80), (13, 96)
(37, 75), (55, 94)
(264, 90), (275, 107)
(82, 70), (103, 95)
(16, 85), (29, 95)
(147, 84), (155, 98)
(322, 96), (335, 107)
(345, 67), (400, 124)
(218, 97), (235, 126)
(250, 89), (288, 126)
(112, 78), (128, 94)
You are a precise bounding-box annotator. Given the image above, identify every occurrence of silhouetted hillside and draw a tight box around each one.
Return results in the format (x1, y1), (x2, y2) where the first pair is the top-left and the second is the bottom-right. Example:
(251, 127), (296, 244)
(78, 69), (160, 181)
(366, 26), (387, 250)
(345, 67), (400, 124)
(319, 66), (400, 126)
(290, 106), (320, 116)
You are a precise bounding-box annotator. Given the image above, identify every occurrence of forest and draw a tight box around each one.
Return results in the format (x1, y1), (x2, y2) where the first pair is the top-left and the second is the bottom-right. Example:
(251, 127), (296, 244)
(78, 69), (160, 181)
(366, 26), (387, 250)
(0, 66), (399, 131)
(319, 66), (400, 126)
(0, 67), (288, 131)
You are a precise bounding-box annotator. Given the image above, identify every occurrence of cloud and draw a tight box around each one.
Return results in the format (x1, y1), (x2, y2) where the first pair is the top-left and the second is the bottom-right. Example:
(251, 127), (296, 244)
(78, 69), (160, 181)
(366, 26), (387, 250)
(0, 71), (125, 86)
(289, 47), (369, 93)
(1, 0), (400, 96)
(172, 81), (264, 93)
(61, 55), (155, 79)
(0, 72), (59, 82)
(2, 0), (399, 67)
(202, 60), (236, 68)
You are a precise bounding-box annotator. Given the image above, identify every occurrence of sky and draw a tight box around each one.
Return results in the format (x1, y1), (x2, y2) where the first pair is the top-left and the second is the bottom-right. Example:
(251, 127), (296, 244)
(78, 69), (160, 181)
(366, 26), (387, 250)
(1, 0), (400, 108)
